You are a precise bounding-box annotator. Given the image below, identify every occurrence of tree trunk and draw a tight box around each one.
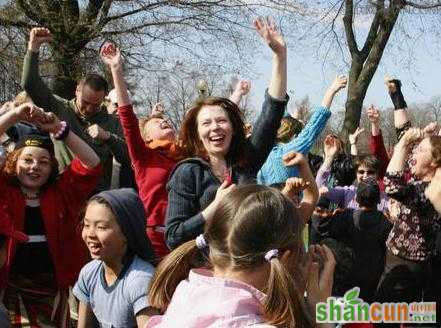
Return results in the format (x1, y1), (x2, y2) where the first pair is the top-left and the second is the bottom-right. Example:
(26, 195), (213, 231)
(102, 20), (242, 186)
(51, 45), (80, 99)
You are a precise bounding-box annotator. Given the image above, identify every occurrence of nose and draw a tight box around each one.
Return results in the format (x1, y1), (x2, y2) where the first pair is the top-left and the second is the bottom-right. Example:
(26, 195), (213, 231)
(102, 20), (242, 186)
(84, 226), (97, 238)
(29, 159), (40, 171)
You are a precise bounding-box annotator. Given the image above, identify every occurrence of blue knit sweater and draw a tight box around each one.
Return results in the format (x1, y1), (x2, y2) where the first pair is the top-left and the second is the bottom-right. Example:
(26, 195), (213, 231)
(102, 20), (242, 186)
(257, 105), (331, 185)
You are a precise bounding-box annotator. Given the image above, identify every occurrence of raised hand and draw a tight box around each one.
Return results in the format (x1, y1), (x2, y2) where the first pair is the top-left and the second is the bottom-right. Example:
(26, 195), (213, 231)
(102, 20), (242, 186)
(384, 76), (401, 94)
(254, 17), (286, 56)
(367, 105), (380, 124)
(234, 80), (251, 96)
(306, 244), (336, 308)
(100, 42), (122, 68)
(282, 177), (310, 200)
(422, 122), (439, 137)
(34, 112), (63, 134)
(349, 127), (365, 145)
(329, 75), (347, 94)
(283, 152), (307, 167)
(399, 128), (424, 147)
(323, 135), (339, 159)
(28, 27), (52, 52)
(151, 103), (165, 116)
(87, 124), (111, 141)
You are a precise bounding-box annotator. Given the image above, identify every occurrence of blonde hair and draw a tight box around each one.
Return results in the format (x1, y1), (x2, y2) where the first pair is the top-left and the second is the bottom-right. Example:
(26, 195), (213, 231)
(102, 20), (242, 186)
(148, 185), (313, 327)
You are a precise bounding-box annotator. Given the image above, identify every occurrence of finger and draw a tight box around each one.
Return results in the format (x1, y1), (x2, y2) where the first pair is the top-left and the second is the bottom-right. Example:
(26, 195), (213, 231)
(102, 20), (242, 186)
(282, 151), (296, 162)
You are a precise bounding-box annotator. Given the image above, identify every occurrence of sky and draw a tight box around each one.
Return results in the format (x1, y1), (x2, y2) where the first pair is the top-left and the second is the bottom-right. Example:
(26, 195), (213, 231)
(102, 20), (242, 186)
(248, 7), (441, 119)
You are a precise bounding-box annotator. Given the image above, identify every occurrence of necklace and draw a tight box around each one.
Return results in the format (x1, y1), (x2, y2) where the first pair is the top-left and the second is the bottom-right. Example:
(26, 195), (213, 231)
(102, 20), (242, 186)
(21, 189), (40, 200)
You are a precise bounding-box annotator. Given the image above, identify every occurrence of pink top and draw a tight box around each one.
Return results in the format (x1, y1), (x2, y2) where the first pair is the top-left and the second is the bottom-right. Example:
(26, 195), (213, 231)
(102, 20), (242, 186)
(146, 269), (270, 328)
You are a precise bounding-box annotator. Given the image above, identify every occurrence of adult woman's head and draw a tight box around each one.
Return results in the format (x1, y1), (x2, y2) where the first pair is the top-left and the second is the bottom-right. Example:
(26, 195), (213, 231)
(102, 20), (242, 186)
(3, 135), (58, 191)
(354, 155), (380, 183)
(411, 136), (441, 181)
(149, 184), (312, 328)
(82, 188), (156, 265)
(179, 97), (247, 164)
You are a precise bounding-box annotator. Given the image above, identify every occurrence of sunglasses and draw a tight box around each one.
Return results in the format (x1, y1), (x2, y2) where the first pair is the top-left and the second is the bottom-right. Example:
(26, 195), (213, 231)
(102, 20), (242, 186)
(357, 170), (375, 175)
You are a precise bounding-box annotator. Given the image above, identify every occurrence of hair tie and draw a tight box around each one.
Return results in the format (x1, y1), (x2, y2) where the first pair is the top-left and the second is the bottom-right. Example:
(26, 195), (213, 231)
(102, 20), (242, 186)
(264, 249), (279, 262)
(195, 234), (208, 250)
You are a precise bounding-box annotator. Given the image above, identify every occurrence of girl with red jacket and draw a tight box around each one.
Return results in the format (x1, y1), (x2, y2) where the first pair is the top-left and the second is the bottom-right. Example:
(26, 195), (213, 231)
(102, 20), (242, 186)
(0, 103), (101, 327)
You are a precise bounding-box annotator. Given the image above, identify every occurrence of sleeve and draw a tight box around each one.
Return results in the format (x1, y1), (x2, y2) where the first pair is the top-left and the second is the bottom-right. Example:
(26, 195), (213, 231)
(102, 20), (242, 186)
(368, 130), (389, 179)
(105, 117), (131, 165)
(21, 50), (60, 115)
(315, 166), (330, 188)
(117, 104), (152, 164)
(281, 105), (331, 155)
(72, 264), (93, 304)
(55, 158), (102, 215)
(165, 164), (206, 249)
(127, 265), (154, 315)
(383, 171), (416, 204)
(325, 186), (347, 207)
(248, 89), (288, 172)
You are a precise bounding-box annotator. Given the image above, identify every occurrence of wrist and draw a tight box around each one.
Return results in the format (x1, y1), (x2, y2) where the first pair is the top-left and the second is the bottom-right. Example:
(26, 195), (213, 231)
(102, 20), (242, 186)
(28, 42), (40, 52)
(110, 64), (123, 72)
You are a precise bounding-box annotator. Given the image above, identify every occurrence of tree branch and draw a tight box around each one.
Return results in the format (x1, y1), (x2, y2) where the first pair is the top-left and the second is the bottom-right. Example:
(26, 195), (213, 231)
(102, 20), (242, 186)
(405, 0), (441, 9)
(343, 0), (360, 57)
(360, 0), (384, 59)
(16, 0), (43, 25)
(0, 16), (34, 29)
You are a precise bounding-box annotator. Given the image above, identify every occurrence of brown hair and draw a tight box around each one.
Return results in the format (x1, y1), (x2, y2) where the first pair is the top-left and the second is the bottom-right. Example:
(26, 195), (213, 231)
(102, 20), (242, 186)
(148, 185), (313, 328)
(354, 154), (380, 173)
(178, 97), (247, 166)
(2, 148), (59, 186)
(78, 74), (109, 94)
(429, 135), (441, 167)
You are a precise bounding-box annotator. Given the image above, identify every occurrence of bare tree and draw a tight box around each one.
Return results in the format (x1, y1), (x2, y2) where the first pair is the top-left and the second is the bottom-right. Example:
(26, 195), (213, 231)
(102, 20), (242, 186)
(0, 0), (304, 99)
(296, 0), (441, 142)
(428, 95), (441, 122)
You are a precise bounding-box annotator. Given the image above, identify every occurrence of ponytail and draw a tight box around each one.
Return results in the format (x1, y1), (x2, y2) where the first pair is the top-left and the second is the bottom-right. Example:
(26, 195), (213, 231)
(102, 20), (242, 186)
(263, 259), (314, 328)
(148, 240), (206, 312)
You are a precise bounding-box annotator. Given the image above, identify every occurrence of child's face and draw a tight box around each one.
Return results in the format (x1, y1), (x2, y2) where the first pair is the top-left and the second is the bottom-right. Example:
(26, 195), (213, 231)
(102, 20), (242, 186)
(82, 202), (127, 265)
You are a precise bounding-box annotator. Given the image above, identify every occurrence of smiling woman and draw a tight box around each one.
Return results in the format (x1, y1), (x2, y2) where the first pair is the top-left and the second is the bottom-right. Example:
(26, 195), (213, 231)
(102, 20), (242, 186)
(164, 17), (289, 250)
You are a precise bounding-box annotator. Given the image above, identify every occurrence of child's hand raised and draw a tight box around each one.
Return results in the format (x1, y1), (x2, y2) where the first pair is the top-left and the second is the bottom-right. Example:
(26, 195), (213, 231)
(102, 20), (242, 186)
(283, 152), (307, 167)
(282, 177), (310, 199)
(306, 244), (336, 309)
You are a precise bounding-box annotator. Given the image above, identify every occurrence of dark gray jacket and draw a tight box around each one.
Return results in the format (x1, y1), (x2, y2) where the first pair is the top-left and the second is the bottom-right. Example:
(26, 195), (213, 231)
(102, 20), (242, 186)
(165, 90), (288, 249)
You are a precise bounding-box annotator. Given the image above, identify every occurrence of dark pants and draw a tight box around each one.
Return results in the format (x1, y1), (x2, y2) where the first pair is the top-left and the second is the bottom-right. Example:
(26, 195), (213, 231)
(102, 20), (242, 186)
(375, 250), (426, 303)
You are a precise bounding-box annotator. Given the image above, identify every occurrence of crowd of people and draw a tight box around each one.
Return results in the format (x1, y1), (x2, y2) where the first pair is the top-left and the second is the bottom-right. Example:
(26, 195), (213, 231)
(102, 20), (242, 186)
(0, 16), (440, 328)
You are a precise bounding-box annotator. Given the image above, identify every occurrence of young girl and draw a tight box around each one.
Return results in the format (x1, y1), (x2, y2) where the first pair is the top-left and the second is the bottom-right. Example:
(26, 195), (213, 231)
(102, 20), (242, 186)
(74, 188), (157, 328)
(0, 103), (101, 327)
(147, 184), (336, 328)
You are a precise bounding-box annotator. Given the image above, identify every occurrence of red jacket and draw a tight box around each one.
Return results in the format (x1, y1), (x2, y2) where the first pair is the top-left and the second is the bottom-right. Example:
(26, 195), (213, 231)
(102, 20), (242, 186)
(0, 158), (101, 289)
(118, 104), (179, 259)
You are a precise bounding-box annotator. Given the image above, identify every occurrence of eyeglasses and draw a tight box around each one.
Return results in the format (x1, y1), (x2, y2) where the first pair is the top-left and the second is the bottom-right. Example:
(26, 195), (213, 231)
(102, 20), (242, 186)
(357, 170), (375, 175)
